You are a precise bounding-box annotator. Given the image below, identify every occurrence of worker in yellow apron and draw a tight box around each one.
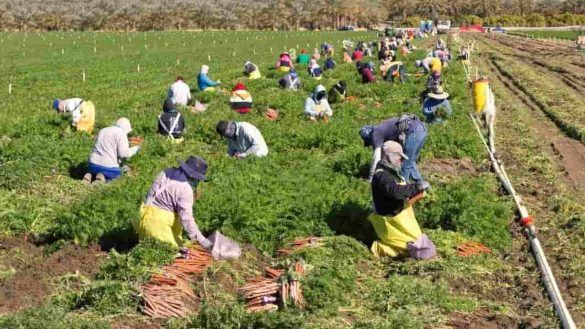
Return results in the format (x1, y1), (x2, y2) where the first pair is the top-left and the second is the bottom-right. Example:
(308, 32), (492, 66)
(369, 141), (436, 259)
(53, 98), (95, 133)
(134, 156), (212, 249)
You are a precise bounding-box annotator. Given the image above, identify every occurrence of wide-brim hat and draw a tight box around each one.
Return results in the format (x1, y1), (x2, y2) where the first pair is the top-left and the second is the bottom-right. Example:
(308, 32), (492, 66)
(427, 90), (449, 100)
(179, 156), (207, 181)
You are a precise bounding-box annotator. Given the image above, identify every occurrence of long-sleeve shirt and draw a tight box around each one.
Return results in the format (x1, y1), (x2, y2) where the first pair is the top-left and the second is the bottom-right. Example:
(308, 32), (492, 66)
(89, 126), (140, 168)
(371, 161), (420, 216)
(423, 98), (453, 122)
(304, 96), (333, 118)
(62, 98), (84, 125)
(227, 122), (268, 157)
(197, 73), (219, 91)
(145, 169), (207, 244)
(168, 80), (191, 106)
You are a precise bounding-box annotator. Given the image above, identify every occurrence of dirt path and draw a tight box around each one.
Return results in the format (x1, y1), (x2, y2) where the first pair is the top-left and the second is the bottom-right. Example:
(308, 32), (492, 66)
(0, 235), (105, 314)
(474, 35), (585, 193)
(468, 34), (585, 325)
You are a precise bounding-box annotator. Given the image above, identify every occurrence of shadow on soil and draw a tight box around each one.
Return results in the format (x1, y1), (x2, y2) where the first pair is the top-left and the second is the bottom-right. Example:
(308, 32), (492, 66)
(326, 200), (376, 246)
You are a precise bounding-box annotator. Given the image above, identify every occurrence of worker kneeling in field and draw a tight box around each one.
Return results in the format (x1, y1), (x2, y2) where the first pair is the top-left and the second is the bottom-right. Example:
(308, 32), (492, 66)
(158, 98), (185, 142)
(135, 155), (212, 249)
(216, 120), (268, 158)
(243, 61), (261, 80)
(229, 83), (253, 114)
(304, 85), (333, 121)
(278, 70), (302, 90)
(422, 86), (452, 124)
(369, 141), (436, 259)
(52, 98), (95, 133)
(275, 52), (294, 73)
(328, 80), (347, 104)
(85, 118), (141, 184)
(167, 76), (191, 106)
(359, 115), (429, 185)
(197, 65), (220, 92)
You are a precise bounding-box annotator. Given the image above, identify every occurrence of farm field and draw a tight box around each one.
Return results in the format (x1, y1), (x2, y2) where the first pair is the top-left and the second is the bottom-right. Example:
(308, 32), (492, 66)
(0, 30), (582, 328)
(508, 28), (585, 40)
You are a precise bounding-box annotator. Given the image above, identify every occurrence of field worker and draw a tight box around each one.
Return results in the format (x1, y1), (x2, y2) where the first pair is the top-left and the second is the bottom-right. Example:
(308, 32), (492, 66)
(324, 56), (336, 71)
(243, 61), (261, 80)
(429, 56), (442, 74)
(369, 141), (435, 259)
(278, 70), (301, 90)
(328, 80), (347, 104)
(52, 98), (95, 133)
(436, 38), (446, 50)
(276, 52), (294, 72)
(85, 118), (141, 184)
(420, 71), (442, 103)
(216, 121), (268, 158)
(415, 57), (432, 73)
(358, 62), (376, 84)
(385, 57), (407, 83)
(321, 42), (334, 56)
(304, 85), (332, 121)
(308, 59), (323, 80)
(229, 82), (253, 114)
(297, 49), (311, 65)
(158, 98), (185, 142)
(311, 48), (321, 60)
(359, 115), (429, 184)
(352, 47), (364, 61)
(167, 76), (191, 106)
(197, 65), (220, 92)
(342, 50), (353, 63)
(135, 155), (212, 249)
(422, 86), (452, 124)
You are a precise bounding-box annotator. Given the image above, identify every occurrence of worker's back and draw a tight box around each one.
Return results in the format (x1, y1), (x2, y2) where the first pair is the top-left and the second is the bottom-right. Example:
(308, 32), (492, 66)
(89, 126), (123, 168)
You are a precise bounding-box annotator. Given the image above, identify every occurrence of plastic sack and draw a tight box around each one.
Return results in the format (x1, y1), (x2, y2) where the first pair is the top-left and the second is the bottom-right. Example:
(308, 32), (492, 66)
(207, 231), (241, 260)
(407, 234), (436, 260)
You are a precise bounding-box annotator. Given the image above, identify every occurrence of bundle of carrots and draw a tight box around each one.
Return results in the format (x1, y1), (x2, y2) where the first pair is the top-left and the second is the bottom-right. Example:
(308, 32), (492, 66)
(240, 262), (306, 313)
(456, 241), (491, 257)
(141, 246), (213, 318)
(276, 237), (324, 256)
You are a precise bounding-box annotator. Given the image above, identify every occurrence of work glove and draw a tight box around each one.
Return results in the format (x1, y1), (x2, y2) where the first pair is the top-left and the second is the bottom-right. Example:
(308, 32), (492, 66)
(417, 180), (431, 192)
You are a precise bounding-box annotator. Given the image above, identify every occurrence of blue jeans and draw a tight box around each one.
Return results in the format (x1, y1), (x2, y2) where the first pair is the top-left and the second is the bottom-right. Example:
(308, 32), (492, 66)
(88, 162), (122, 181)
(401, 124), (427, 182)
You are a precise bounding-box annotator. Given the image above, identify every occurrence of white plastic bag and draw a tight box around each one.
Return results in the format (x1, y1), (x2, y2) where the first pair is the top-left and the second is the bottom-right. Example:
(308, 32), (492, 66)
(207, 231), (241, 260)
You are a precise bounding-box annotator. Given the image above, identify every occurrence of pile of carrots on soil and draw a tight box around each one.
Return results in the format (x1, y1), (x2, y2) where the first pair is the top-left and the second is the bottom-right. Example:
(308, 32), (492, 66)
(276, 237), (323, 256)
(456, 241), (491, 257)
(240, 262), (306, 313)
(141, 246), (212, 318)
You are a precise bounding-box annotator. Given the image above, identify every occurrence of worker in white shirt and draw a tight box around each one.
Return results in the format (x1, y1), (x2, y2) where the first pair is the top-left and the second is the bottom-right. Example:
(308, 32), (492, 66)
(52, 98), (96, 133)
(84, 118), (141, 184)
(167, 76), (192, 106)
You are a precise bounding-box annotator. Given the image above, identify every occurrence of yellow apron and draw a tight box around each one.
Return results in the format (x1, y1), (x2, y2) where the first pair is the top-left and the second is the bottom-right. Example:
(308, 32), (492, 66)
(278, 66), (291, 73)
(369, 204), (422, 258)
(135, 204), (184, 247)
(202, 87), (216, 92)
(249, 70), (261, 80)
(75, 101), (95, 133)
(473, 79), (490, 114)
(430, 57), (442, 73)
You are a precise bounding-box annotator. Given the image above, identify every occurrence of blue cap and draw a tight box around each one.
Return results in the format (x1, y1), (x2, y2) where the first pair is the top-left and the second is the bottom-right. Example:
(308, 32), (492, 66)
(359, 125), (374, 146)
(52, 99), (60, 111)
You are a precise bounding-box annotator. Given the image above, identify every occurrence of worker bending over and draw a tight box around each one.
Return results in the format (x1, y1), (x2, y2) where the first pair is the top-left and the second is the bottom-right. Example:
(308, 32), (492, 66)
(52, 97), (95, 133)
(135, 155), (212, 249)
(216, 121), (268, 158)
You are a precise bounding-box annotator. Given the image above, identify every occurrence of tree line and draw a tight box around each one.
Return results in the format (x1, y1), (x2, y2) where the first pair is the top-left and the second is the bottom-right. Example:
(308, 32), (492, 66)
(0, 0), (584, 31)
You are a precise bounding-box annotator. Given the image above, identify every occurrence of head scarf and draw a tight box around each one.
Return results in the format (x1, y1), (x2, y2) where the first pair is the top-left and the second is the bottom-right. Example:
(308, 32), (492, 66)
(115, 117), (132, 135)
(233, 82), (246, 91)
(359, 125), (374, 146)
(216, 120), (237, 139)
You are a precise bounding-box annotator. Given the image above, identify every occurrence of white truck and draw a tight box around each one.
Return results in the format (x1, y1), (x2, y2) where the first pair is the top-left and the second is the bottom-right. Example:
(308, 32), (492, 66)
(437, 20), (451, 34)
